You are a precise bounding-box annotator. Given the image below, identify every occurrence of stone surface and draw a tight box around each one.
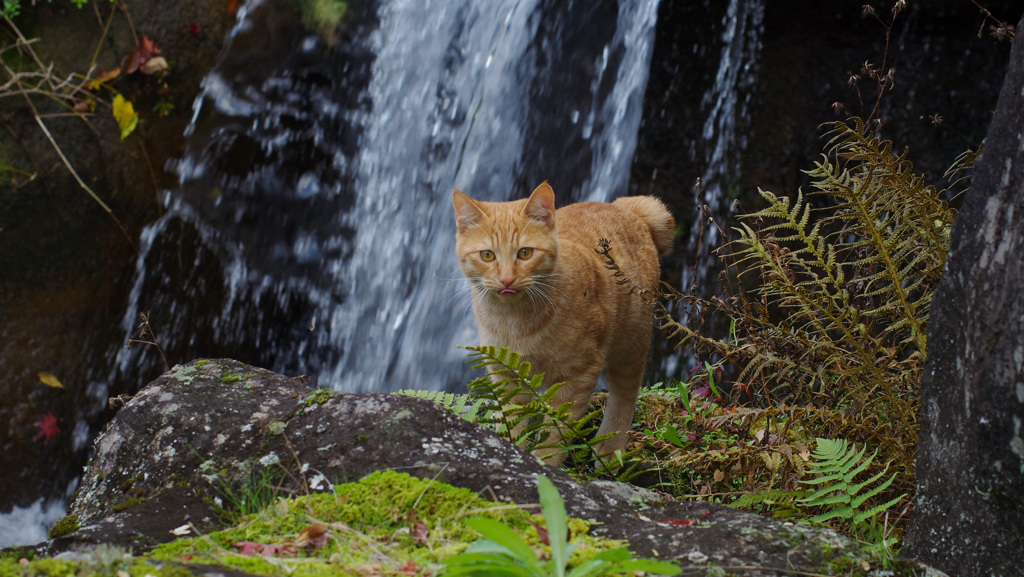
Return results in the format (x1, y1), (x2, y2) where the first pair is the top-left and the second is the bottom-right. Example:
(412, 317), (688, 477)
(36, 359), (944, 575)
(901, 13), (1024, 577)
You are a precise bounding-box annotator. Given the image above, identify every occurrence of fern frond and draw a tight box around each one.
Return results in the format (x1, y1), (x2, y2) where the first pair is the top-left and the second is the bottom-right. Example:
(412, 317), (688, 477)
(944, 144), (982, 199)
(393, 389), (496, 424)
(798, 438), (905, 533)
(460, 345), (639, 477)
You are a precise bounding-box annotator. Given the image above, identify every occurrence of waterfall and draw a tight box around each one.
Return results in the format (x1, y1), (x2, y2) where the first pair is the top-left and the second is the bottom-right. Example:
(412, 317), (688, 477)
(660, 0), (763, 379)
(687, 0), (763, 278)
(113, 0), (661, 393)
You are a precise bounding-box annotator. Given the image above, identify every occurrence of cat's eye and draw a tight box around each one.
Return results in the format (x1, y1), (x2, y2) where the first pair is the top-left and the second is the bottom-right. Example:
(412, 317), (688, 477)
(479, 250), (495, 262)
(517, 247), (533, 259)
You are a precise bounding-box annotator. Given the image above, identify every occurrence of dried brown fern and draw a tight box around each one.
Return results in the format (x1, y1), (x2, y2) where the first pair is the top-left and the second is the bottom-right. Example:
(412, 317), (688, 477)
(646, 118), (969, 499)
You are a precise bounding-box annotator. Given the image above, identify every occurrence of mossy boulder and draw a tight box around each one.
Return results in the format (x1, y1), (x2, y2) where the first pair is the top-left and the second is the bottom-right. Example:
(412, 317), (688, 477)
(23, 359), (943, 575)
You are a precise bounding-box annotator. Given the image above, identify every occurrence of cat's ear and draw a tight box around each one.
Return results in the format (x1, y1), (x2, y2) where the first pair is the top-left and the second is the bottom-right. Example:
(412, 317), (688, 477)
(522, 182), (556, 227)
(452, 189), (487, 233)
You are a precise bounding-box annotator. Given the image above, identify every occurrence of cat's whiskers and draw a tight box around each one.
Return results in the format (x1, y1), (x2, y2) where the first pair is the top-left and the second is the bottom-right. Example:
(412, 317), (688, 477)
(524, 283), (556, 315)
(444, 274), (480, 307)
(440, 267), (482, 307)
(522, 285), (550, 320)
(530, 275), (573, 305)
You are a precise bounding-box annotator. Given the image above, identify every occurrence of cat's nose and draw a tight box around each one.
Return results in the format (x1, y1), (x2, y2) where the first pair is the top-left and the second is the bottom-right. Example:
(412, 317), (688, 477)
(500, 276), (516, 288)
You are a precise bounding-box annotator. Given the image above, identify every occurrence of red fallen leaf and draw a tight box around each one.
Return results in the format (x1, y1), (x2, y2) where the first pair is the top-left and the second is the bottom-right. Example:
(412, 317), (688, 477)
(259, 543), (291, 557)
(397, 560), (420, 575)
(232, 541), (294, 557)
(32, 413), (62, 443)
(656, 510), (711, 526)
(658, 519), (696, 526)
(188, 21), (201, 36)
(233, 541), (263, 556)
(126, 35), (161, 74)
(412, 520), (428, 545)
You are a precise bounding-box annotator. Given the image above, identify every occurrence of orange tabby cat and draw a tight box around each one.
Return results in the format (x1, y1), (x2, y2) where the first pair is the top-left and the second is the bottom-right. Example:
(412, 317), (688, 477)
(452, 182), (674, 465)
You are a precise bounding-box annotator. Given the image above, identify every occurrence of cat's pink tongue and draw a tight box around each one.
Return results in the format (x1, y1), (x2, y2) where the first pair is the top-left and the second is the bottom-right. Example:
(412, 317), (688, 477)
(499, 288), (517, 295)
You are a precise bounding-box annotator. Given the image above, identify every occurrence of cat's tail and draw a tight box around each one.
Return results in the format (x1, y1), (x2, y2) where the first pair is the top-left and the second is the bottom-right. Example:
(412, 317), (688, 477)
(613, 196), (675, 258)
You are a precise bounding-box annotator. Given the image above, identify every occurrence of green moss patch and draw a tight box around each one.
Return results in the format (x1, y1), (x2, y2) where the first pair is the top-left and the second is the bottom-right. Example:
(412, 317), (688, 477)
(168, 364), (199, 385)
(112, 497), (145, 513)
(220, 373), (247, 384)
(301, 388), (336, 407)
(46, 514), (79, 539)
(147, 470), (616, 576)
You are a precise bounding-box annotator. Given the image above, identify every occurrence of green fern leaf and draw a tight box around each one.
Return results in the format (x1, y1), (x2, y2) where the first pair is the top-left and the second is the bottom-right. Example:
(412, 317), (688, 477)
(808, 505), (855, 524)
(798, 438), (905, 535)
(460, 344), (639, 477)
(393, 389), (495, 425)
(853, 493), (904, 526)
(729, 489), (808, 510)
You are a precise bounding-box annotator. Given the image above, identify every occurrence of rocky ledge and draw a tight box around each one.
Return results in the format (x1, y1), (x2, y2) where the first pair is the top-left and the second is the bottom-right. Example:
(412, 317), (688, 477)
(17, 359), (943, 576)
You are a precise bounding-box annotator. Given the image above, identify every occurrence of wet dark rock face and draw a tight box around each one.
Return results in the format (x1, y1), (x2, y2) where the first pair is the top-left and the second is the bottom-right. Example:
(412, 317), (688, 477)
(45, 359), (938, 575)
(902, 13), (1024, 576)
(0, 0), (238, 514)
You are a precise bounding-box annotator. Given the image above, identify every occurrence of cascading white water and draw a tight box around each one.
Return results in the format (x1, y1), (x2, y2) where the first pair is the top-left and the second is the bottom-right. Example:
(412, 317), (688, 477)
(662, 0), (763, 378)
(690, 0), (763, 260)
(113, 0), (661, 393)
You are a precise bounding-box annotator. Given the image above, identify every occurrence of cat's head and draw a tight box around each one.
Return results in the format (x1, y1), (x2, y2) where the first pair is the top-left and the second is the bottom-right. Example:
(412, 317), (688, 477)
(452, 182), (559, 302)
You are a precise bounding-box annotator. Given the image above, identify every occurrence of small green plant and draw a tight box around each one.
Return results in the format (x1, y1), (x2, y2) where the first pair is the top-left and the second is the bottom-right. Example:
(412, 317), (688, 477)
(300, 387), (335, 406)
(641, 369), (737, 454)
(444, 474), (681, 577)
(222, 465), (282, 518)
(193, 450), (284, 521)
(293, 0), (348, 40)
(799, 438), (904, 537)
(2, 0), (109, 18)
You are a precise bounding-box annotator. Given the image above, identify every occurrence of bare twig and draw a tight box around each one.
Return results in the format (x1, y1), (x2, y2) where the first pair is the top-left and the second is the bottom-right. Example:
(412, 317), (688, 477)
(126, 312), (170, 372)
(4, 15), (135, 248)
(970, 0), (1015, 40)
(29, 108), (136, 249)
(117, 0), (140, 46)
(89, 2), (118, 76)
(137, 131), (163, 216)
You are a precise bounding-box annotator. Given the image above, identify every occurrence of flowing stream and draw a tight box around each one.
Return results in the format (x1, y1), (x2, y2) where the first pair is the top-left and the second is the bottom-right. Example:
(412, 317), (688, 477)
(112, 0), (662, 394)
